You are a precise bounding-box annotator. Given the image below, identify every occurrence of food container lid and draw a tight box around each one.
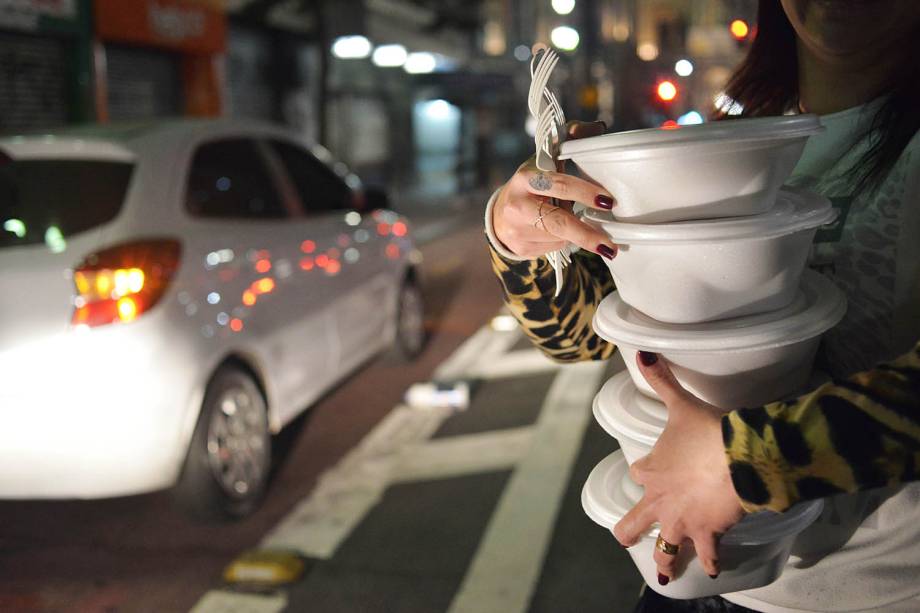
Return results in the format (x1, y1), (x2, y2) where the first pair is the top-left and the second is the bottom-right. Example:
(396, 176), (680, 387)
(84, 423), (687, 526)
(582, 450), (824, 544)
(582, 187), (836, 245)
(559, 115), (823, 160)
(593, 269), (847, 353)
(594, 371), (667, 446)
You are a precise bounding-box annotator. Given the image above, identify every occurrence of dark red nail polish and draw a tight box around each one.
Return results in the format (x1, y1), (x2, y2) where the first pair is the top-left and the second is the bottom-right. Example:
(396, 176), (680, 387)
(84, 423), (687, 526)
(658, 573), (670, 586)
(597, 244), (616, 260)
(639, 351), (658, 366)
(709, 574), (719, 579)
(595, 194), (614, 209)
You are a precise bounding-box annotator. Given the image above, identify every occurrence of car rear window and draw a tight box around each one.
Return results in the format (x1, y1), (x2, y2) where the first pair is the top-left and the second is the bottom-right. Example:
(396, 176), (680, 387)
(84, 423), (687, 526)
(0, 159), (133, 248)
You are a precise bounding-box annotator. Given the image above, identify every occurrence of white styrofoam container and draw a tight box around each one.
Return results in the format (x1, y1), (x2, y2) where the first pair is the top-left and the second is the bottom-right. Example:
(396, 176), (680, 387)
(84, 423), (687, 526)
(584, 188), (837, 324)
(593, 270), (847, 410)
(559, 115), (824, 223)
(582, 450), (824, 599)
(593, 371), (664, 465)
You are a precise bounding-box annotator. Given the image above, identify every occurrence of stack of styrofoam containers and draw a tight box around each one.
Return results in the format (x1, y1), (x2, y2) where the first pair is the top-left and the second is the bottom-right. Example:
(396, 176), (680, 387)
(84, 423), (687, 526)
(557, 116), (847, 599)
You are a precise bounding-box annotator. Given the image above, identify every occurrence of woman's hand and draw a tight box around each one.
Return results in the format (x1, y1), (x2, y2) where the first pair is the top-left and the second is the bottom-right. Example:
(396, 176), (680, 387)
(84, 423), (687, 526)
(613, 351), (746, 584)
(491, 120), (618, 260)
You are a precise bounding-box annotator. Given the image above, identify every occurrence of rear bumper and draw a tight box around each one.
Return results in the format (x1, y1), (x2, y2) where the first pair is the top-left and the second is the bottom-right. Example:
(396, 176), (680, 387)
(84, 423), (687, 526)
(0, 325), (200, 499)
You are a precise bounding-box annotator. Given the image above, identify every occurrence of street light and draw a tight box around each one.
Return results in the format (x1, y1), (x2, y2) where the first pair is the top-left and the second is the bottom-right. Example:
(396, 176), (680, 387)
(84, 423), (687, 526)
(675, 59), (694, 77)
(372, 44), (408, 67)
(404, 52), (437, 74)
(552, 0), (575, 15)
(551, 26), (580, 51)
(332, 35), (372, 59)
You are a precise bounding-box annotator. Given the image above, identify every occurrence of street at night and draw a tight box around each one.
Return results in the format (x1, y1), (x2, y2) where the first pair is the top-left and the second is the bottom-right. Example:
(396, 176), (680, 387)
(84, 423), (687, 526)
(0, 216), (641, 612)
(4, 0), (920, 612)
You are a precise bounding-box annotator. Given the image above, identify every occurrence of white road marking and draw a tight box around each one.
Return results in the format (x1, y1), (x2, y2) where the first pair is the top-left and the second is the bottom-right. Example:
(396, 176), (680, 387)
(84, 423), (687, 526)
(446, 359), (610, 613)
(191, 317), (610, 613)
(391, 426), (534, 483)
(190, 591), (287, 613)
(259, 325), (523, 559)
(434, 324), (522, 382)
(464, 348), (560, 380)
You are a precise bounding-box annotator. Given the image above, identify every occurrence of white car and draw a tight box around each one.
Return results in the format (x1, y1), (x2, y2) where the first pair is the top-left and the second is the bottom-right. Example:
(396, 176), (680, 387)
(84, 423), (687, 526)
(0, 120), (425, 519)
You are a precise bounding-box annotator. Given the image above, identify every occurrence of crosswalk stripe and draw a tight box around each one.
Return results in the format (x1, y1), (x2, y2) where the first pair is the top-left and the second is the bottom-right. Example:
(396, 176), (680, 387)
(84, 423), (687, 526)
(258, 322), (522, 560)
(189, 590), (287, 613)
(446, 360), (610, 613)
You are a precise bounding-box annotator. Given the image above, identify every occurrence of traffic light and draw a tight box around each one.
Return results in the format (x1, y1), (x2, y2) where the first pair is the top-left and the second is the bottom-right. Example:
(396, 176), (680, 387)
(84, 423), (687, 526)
(730, 19), (749, 41)
(656, 80), (678, 103)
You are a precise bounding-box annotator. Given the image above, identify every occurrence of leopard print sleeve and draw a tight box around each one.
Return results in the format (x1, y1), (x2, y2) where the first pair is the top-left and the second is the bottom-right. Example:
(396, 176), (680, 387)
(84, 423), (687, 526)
(722, 340), (920, 513)
(488, 241), (617, 363)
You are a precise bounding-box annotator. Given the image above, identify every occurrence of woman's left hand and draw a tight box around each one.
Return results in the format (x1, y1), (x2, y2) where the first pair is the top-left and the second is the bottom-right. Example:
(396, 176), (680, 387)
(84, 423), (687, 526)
(612, 351), (746, 584)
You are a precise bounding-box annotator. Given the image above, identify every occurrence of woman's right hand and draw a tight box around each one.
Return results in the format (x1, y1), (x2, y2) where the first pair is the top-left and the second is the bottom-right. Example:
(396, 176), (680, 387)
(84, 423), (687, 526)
(491, 120), (618, 260)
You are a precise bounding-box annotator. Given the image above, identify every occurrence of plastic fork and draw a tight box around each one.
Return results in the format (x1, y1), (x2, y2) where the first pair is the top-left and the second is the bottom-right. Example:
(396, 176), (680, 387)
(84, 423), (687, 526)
(528, 45), (572, 296)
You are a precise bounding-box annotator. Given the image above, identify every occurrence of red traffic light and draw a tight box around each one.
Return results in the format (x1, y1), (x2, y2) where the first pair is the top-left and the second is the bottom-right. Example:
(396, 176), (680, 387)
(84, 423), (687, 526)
(656, 80), (678, 102)
(730, 19), (750, 40)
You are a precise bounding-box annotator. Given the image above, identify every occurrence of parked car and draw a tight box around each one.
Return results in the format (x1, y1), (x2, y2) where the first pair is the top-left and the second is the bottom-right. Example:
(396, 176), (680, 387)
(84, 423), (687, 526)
(0, 120), (425, 519)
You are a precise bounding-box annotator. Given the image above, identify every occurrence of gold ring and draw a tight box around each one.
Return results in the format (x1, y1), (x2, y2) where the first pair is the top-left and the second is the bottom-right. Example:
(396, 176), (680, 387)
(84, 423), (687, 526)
(655, 535), (680, 556)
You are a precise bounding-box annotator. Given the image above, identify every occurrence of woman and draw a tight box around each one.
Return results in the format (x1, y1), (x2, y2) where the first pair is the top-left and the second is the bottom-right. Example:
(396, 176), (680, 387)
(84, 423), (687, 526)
(485, 1), (920, 611)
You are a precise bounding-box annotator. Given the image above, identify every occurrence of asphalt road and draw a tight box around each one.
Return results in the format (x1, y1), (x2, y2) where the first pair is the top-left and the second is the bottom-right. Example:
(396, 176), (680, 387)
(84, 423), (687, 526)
(0, 216), (645, 613)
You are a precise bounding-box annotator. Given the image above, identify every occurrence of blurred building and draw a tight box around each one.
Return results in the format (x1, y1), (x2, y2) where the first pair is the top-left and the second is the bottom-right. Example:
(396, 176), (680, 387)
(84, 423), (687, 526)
(1, 0), (758, 196)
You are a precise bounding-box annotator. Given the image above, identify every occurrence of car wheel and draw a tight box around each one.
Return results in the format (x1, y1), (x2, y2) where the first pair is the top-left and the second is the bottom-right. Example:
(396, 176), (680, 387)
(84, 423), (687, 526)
(390, 278), (426, 361)
(174, 364), (271, 521)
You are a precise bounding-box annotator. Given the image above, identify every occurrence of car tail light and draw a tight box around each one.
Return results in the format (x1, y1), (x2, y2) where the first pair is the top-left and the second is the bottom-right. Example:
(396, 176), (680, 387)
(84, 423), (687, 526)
(71, 239), (181, 328)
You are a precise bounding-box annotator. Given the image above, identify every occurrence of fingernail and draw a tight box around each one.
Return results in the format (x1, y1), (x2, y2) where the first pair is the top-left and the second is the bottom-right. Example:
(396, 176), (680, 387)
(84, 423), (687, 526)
(595, 120), (607, 130)
(595, 194), (614, 209)
(709, 574), (719, 579)
(657, 573), (670, 586)
(597, 244), (616, 260)
(638, 351), (658, 366)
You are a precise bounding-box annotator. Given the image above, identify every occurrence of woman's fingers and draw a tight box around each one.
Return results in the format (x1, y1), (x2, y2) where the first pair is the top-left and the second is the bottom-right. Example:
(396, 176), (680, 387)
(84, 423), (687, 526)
(613, 496), (656, 547)
(535, 205), (617, 259)
(506, 239), (569, 258)
(690, 532), (721, 578)
(653, 526), (686, 583)
(636, 352), (694, 408)
(567, 119), (606, 140)
(515, 167), (616, 211)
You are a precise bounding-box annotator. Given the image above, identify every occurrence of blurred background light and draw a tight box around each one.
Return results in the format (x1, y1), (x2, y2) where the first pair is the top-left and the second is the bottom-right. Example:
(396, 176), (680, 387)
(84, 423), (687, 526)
(675, 59), (694, 77)
(678, 111), (704, 125)
(552, 0), (576, 15)
(372, 44), (407, 67)
(656, 80), (677, 102)
(513, 44), (531, 61)
(637, 42), (659, 61)
(44, 226), (66, 253)
(550, 26), (580, 51)
(422, 99), (454, 120)
(3, 219), (26, 238)
(404, 52), (437, 74)
(332, 35), (372, 59)
(714, 92), (744, 115)
(730, 19), (750, 40)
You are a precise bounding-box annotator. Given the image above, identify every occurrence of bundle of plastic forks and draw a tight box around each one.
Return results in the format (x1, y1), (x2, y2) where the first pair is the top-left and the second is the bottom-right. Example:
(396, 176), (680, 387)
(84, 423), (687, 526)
(528, 44), (573, 296)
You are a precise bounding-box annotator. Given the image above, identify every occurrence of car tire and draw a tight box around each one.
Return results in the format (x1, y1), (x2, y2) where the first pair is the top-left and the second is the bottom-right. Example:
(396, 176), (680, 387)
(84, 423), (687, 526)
(389, 277), (426, 361)
(173, 364), (272, 521)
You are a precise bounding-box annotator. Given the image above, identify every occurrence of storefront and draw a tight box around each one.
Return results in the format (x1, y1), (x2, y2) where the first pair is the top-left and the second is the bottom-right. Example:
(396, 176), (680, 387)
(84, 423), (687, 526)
(93, 0), (226, 121)
(0, 0), (93, 133)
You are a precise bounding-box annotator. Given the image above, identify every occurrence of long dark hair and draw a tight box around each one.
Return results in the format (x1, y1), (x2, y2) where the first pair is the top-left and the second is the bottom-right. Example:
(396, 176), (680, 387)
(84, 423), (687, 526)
(716, 0), (920, 194)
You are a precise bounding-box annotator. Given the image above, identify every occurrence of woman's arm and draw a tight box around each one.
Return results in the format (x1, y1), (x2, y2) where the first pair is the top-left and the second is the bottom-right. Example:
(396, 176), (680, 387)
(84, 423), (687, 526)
(724, 339), (920, 513)
(489, 241), (617, 363)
